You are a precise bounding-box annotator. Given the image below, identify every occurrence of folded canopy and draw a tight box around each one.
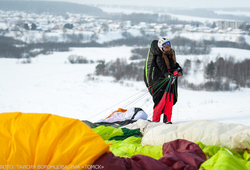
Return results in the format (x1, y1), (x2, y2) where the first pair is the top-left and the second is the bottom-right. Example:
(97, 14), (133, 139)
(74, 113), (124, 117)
(0, 112), (111, 169)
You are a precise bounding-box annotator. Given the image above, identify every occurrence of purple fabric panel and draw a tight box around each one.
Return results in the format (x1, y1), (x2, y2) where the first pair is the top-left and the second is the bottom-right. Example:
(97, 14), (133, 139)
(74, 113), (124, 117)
(93, 139), (206, 170)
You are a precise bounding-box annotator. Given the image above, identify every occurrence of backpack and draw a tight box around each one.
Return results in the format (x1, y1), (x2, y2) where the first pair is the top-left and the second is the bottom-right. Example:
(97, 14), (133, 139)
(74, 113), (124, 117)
(144, 40), (159, 88)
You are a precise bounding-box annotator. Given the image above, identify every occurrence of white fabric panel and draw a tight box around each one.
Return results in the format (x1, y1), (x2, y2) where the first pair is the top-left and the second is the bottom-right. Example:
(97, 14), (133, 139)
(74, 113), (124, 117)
(132, 119), (250, 151)
(95, 108), (148, 123)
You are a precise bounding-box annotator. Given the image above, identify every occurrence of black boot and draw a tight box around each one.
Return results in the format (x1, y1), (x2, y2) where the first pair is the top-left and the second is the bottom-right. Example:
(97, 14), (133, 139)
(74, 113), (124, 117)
(163, 114), (168, 123)
(163, 115), (172, 124)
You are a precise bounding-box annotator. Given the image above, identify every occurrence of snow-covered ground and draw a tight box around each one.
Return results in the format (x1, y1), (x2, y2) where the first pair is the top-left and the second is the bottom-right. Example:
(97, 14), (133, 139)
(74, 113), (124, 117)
(179, 32), (250, 45)
(1, 46), (250, 126)
(97, 6), (155, 14)
(160, 13), (227, 23)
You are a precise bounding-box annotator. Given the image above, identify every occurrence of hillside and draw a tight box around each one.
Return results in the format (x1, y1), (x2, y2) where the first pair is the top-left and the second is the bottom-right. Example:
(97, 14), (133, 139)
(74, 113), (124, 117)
(1, 46), (250, 126)
(0, 1), (104, 16)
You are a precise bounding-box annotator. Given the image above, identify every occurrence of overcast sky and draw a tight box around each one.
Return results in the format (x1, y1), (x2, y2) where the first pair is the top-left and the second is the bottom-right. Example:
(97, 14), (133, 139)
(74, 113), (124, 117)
(45, 0), (250, 9)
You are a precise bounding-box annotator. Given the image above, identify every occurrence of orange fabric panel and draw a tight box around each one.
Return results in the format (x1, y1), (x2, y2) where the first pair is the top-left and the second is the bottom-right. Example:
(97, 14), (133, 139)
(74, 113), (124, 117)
(105, 108), (127, 119)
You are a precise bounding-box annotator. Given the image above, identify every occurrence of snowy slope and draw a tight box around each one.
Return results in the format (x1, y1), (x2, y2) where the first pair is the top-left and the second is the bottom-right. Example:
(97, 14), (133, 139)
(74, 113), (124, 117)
(1, 46), (250, 126)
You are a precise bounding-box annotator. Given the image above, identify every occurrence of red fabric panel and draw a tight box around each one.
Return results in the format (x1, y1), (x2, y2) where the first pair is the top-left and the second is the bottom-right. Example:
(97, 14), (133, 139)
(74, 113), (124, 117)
(93, 152), (171, 170)
(159, 139), (207, 170)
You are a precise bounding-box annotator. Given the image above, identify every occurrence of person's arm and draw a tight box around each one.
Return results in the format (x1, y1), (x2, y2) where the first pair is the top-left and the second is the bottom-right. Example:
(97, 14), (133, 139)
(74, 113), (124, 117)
(175, 62), (183, 75)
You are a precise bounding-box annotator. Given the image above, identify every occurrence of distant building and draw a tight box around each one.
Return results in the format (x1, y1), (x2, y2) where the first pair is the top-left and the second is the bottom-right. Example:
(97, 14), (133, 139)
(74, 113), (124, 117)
(217, 21), (246, 30)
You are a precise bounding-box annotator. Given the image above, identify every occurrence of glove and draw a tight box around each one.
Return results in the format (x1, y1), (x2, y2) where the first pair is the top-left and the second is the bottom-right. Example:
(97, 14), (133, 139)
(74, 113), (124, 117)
(178, 67), (183, 76)
(179, 71), (183, 76)
(173, 70), (178, 77)
(164, 72), (171, 78)
(176, 66), (183, 76)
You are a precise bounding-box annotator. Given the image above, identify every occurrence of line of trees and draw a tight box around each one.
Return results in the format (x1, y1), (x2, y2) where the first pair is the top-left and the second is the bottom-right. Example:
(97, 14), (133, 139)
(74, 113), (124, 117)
(68, 54), (94, 64)
(129, 36), (212, 58)
(0, 35), (104, 58)
(94, 55), (250, 91)
(101, 13), (203, 26)
(180, 57), (250, 91)
(129, 36), (250, 58)
(95, 58), (144, 81)
(206, 57), (250, 88)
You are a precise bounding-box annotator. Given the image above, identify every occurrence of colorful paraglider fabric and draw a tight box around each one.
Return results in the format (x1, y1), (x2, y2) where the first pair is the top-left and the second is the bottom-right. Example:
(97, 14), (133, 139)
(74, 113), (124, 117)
(0, 112), (111, 169)
(1, 111), (250, 170)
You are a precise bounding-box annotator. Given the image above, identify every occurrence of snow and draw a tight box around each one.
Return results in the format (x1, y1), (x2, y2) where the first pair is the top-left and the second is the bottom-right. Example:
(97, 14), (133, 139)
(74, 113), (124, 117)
(177, 47), (250, 65)
(160, 13), (228, 23)
(179, 32), (250, 45)
(98, 7), (155, 14)
(97, 31), (124, 43)
(210, 47), (250, 61)
(1, 46), (250, 127)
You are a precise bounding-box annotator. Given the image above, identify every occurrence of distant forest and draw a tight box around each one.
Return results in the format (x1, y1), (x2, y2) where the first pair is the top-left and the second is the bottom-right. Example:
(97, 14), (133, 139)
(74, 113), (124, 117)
(1, 35), (250, 59)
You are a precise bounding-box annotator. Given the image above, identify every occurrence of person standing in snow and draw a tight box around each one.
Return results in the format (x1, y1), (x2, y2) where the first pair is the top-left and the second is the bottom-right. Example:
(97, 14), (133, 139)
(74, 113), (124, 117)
(144, 38), (183, 124)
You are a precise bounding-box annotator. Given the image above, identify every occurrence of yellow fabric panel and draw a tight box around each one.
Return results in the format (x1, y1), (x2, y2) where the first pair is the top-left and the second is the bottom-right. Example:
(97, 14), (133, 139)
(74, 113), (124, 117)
(0, 112), (110, 169)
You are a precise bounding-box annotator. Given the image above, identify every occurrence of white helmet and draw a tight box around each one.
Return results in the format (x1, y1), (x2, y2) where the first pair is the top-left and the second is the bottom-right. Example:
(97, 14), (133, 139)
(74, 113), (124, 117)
(158, 37), (171, 52)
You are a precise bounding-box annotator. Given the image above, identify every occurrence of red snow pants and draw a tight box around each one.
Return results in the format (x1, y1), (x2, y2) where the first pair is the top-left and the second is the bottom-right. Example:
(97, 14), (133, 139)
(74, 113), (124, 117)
(152, 92), (173, 122)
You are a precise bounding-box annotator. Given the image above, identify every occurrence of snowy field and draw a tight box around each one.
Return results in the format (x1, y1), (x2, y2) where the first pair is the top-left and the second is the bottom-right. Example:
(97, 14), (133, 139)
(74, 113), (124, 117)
(179, 32), (250, 45)
(1, 46), (250, 126)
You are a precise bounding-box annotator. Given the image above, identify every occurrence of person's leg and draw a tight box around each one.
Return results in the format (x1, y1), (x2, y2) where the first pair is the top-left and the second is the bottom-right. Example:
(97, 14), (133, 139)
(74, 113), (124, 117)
(152, 92), (167, 122)
(163, 93), (174, 122)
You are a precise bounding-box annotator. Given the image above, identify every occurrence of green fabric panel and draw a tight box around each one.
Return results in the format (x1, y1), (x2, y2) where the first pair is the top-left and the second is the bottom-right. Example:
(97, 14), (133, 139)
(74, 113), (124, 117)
(109, 128), (142, 140)
(107, 136), (163, 159)
(196, 141), (242, 159)
(200, 150), (249, 170)
(93, 125), (124, 140)
(145, 45), (151, 86)
(94, 120), (137, 128)
(197, 142), (250, 170)
(246, 161), (250, 169)
(243, 151), (250, 170)
(94, 125), (142, 141)
(244, 150), (250, 161)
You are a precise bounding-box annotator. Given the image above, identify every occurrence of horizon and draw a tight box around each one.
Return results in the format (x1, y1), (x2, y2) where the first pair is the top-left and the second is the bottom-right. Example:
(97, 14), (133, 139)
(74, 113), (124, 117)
(17, 0), (250, 9)
(1, 0), (250, 9)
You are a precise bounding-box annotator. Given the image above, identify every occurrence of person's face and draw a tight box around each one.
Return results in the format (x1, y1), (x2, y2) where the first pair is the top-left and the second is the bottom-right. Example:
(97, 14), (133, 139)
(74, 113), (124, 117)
(163, 46), (171, 52)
